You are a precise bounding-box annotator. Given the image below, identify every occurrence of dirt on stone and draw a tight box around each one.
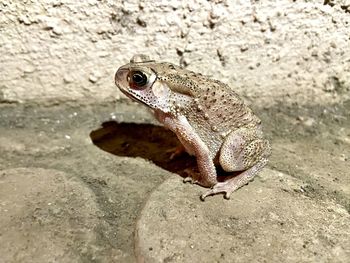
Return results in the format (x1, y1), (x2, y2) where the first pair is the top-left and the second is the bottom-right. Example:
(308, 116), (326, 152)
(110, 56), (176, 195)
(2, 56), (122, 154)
(1, 0), (350, 262)
(0, 100), (349, 262)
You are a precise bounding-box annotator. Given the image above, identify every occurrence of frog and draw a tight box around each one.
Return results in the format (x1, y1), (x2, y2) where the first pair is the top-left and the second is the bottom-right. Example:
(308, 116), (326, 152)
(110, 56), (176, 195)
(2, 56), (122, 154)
(115, 54), (271, 200)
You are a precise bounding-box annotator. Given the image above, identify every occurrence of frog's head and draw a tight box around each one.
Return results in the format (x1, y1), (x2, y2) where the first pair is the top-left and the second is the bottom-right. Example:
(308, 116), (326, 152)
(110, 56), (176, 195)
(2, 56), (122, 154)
(115, 55), (193, 114)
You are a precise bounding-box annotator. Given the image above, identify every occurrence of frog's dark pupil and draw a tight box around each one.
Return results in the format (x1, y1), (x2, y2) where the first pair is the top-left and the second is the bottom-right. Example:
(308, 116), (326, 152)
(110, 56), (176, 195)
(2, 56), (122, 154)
(132, 71), (147, 86)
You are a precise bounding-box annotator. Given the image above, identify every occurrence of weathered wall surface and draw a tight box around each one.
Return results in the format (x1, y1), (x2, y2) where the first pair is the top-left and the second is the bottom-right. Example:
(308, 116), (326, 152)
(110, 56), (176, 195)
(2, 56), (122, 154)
(1, 0), (349, 106)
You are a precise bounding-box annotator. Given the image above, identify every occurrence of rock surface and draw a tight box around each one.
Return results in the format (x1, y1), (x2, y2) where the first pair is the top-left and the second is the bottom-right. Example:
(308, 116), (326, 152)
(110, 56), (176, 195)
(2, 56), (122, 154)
(0, 168), (100, 263)
(1, 0), (349, 106)
(0, 101), (349, 262)
(136, 169), (350, 263)
(0, 1), (350, 262)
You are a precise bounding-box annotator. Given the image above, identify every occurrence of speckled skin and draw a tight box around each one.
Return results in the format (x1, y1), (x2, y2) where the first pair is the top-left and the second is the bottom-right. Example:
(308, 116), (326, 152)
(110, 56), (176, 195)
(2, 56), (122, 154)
(115, 55), (271, 200)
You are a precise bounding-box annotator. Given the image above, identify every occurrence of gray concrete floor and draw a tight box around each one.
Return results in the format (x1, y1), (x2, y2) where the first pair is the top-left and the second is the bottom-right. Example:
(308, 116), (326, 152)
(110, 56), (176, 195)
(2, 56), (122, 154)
(0, 101), (349, 262)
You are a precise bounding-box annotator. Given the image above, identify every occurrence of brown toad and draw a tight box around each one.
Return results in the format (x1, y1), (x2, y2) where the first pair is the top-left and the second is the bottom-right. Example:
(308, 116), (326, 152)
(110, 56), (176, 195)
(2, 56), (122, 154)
(115, 54), (271, 200)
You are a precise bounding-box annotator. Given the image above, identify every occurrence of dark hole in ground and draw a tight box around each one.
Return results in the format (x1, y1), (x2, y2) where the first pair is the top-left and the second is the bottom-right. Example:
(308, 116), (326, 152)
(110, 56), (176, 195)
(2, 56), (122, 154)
(90, 121), (196, 177)
(90, 121), (239, 181)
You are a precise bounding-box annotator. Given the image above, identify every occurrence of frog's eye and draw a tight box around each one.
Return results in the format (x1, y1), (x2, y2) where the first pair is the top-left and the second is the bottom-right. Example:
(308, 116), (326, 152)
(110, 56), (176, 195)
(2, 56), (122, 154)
(129, 71), (148, 88)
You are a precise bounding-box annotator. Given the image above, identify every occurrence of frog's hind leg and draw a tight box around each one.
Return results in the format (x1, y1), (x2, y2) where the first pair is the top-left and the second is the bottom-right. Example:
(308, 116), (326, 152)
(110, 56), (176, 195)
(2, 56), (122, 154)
(200, 157), (268, 200)
(200, 128), (270, 200)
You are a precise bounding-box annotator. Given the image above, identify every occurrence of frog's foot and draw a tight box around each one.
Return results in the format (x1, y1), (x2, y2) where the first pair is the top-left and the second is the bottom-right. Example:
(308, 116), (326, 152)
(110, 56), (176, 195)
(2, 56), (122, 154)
(200, 159), (268, 201)
(183, 168), (214, 187)
(200, 181), (236, 201)
(166, 145), (186, 160)
(183, 168), (200, 184)
(183, 176), (198, 184)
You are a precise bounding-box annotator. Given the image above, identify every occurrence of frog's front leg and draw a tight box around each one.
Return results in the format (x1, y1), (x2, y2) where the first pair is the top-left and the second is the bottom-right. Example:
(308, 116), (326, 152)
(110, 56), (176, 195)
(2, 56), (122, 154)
(158, 112), (218, 187)
(201, 127), (271, 200)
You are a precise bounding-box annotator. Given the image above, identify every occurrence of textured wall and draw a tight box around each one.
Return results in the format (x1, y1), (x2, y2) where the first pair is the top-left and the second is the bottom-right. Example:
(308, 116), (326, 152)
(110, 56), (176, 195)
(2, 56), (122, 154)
(1, 0), (349, 106)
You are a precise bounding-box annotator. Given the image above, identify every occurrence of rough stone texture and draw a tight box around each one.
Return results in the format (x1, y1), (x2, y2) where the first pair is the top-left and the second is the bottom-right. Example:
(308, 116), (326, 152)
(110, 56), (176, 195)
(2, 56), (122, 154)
(0, 168), (100, 263)
(0, 101), (349, 262)
(1, 1), (350, 262)
(1, 0), (349, 106)
(0, 103), (173, 262)
(136, 169), (350, 263)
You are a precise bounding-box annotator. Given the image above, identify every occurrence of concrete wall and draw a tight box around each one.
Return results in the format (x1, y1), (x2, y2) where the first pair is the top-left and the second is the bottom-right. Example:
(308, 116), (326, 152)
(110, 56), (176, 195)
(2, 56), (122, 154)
(1, 0), (349, 106)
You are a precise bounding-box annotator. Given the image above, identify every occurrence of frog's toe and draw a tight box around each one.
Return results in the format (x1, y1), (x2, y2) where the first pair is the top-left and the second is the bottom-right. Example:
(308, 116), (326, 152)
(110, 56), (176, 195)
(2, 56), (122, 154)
(166, 145), (186, 160)
(200, 182), (233, 201)
(224, 191), (232, 200)
(183, 168), (201, 184)
(183, 176), (197, 184)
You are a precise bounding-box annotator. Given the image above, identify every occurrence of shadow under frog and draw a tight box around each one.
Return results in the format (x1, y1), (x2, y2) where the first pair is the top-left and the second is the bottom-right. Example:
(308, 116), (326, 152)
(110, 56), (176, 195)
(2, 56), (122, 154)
(90, 121), (240, 181)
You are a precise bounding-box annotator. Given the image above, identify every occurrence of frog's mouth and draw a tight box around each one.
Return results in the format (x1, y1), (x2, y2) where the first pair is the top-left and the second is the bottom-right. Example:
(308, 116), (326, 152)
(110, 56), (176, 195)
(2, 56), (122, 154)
(119, 86), (150, 107)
